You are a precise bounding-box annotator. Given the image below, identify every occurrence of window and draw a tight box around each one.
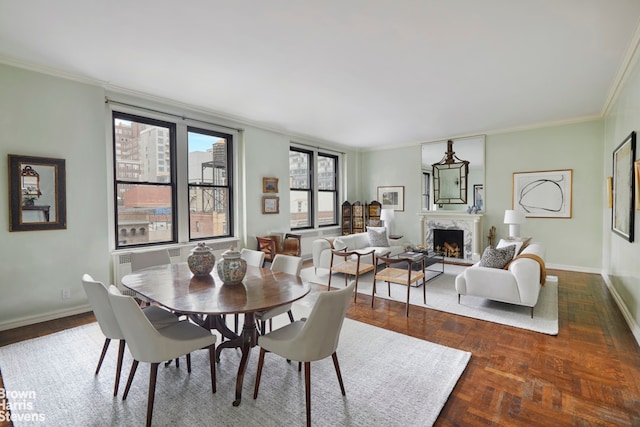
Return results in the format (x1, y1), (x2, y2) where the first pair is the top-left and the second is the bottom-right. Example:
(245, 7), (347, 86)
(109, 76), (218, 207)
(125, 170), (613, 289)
(289, 146), (339, 229)
(113, 112), (176, 248)
(187, 127), (233, 240)
(317, 153), (338, 226)
(112, 111), (234, 248)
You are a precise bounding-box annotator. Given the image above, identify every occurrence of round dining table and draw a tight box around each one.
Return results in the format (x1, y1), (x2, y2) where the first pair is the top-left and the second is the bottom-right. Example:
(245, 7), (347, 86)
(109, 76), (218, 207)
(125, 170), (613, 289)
(121, 262), (310, 406)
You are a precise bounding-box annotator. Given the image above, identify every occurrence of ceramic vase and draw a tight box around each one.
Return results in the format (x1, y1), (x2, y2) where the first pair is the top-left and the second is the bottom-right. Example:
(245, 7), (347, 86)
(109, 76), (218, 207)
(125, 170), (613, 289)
(187, 242), (215, 276)
(217, 246), (247, 285)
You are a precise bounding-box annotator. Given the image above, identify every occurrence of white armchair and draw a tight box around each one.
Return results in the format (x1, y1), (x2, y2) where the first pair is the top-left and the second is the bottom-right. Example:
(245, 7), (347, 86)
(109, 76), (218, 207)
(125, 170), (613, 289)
(454, 243), (546, 317)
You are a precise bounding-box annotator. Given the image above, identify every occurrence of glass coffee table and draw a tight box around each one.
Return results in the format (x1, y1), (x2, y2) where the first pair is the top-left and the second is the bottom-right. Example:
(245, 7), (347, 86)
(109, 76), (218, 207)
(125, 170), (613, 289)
(395, 250), (444, 286)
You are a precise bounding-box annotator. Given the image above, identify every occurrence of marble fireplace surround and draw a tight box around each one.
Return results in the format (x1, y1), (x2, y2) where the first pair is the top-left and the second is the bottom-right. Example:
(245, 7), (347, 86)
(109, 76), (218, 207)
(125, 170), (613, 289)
(420, 212), (483, 263)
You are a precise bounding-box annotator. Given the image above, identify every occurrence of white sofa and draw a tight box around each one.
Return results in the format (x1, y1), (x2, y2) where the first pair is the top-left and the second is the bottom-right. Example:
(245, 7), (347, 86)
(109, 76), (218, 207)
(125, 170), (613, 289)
(312, 231), (404, 273)
(454, 242), (546, 317)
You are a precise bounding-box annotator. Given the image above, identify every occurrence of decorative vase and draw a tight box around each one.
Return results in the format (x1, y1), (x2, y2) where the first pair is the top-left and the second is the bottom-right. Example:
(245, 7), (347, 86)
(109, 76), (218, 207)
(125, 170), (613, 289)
(217, 246), (247, 285)
(187, 242), (216, 276)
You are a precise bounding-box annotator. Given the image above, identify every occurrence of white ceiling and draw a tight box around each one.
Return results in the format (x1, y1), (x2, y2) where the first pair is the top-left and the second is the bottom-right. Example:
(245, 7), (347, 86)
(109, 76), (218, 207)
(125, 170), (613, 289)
(2, 1), (640, 148)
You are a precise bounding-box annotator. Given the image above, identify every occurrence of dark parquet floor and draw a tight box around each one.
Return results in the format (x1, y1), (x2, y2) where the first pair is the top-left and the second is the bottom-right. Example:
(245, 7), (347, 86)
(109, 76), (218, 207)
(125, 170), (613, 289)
(1, 267), (639, 426)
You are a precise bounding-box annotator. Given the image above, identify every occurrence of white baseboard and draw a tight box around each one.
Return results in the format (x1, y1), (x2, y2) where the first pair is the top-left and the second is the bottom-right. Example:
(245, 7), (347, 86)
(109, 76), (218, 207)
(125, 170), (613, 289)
(602, 274), (640, 347)
(0, 304), (92, 332)
(546, 263), (601, 274)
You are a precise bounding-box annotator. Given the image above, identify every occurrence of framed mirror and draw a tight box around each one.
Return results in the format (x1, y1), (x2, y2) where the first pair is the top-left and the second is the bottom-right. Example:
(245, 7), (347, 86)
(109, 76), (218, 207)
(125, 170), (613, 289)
(8, 154), (67, 231)
(422, 135), (485, 211)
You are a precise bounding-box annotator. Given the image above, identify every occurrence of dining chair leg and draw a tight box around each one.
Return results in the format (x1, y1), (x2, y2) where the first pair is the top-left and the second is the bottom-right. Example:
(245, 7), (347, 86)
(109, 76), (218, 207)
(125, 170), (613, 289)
(234, 314), (239, 334)
(331, 352), (346, 395)
(371, 279), (377, 307)
(253, 347), (266, 399)
(146, 363), (159, 427)
(423, 279), (427, 305)
(327, 270), (333, 291)
(387, 281), (391, 297)
(353, 275), (358, 302)
(287, 309), (294, 323)
(304, 361), (311, 427)
(114, 339), (126, 396)
(186, 353), (192, 373)
(208, 344), (216, 393)
(122, 360), (139, 400)
(95, 338), (111, 375)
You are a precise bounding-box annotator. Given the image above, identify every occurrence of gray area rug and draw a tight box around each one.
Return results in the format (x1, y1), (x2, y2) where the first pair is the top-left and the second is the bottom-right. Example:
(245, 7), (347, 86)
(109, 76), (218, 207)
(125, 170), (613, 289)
(302, 263), (559, 335)
(0, 311), (470, 426)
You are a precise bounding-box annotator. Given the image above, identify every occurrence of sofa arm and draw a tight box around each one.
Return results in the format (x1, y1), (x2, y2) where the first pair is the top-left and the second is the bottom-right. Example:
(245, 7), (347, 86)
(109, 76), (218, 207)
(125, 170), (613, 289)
(312, 238), (334, 270)
(509, 258), (543, 305)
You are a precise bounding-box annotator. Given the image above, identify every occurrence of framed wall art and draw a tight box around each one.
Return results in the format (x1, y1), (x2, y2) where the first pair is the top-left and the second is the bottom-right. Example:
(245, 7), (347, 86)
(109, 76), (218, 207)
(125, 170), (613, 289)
(377, 186), (404, 211)
(8, 154), (67, 231)
(635, 160), (640, 211)
(262, 196), (279, 214)
(473, 184), (484, 210)
(612, 131), (636, 242)
(512, 169), (572, 218)
(263, 177), (279, 193)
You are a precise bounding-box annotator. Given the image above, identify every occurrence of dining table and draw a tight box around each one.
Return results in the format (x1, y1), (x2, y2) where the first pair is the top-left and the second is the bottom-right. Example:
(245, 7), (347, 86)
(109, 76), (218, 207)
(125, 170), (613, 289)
(121, 262), (310, 406)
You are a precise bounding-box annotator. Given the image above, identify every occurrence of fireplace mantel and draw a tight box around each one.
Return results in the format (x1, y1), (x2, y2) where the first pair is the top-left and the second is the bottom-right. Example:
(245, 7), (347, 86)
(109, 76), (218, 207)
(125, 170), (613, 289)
(419, 211), (483, 262)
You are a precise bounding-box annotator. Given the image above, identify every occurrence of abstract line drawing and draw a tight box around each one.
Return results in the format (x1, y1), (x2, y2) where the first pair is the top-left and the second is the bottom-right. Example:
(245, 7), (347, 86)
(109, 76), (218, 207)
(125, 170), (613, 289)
(512, 170), (572, 218)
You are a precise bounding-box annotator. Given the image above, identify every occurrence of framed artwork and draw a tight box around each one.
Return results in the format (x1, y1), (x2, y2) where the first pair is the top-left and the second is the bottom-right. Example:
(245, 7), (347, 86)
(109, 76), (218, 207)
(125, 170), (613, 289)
(262, 196), (279, 214)
(8, 154), (67, 231)
(607, 176), (613, 208)
(263, 177), (278, 193)
(473, 184), (484, 210)
(612, 131), (636, 242)
(512, 169), (572, 218)
(377, 186), (405, 211)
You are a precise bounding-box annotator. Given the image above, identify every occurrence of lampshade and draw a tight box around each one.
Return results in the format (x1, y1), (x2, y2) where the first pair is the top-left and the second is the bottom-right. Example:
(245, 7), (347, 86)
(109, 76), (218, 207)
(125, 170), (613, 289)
(380, 208), (395, 235)
(503, 209), (526, 237)
(503, 210), (525, 225)
(380, 208), (395, 223)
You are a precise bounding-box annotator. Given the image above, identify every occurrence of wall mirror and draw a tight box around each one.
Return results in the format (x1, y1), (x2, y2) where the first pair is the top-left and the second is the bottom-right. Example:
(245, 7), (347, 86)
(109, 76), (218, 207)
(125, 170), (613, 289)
(8, 154), (67, 231)
(421, 135), (485, 211)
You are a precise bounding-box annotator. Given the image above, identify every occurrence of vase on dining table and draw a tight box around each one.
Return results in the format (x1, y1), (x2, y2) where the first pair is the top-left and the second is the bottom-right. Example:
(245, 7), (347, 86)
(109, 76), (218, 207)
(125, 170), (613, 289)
(217, 246), (247, 285)
(188, 242), (216, 276)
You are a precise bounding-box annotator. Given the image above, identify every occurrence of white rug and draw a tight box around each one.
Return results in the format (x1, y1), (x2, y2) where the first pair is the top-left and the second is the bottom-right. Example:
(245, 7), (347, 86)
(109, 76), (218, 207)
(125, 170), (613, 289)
(302, 264), (559, 335)
(0, 309), (470, 426)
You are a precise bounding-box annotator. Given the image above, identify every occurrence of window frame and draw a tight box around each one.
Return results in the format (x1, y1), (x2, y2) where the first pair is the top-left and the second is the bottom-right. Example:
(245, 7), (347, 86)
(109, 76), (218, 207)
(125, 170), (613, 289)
(187, 126), (234, 241)
(317, 152), (339, 228)
(112, 111), (178, 249)
(289, 147), (314, 230)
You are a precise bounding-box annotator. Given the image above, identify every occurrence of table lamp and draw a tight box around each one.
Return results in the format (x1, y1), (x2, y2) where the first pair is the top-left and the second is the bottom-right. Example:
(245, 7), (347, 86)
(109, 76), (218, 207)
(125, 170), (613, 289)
(380, 208), (395, 236)
(503, 209), (526, 237)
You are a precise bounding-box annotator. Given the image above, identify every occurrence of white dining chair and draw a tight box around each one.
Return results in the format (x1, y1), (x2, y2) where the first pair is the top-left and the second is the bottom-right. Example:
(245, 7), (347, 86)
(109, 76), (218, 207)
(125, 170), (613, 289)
(81, 274), (179, 396)
(255, 254), (303, 334)
(240, 248), (265, 267)
(253, 281), (355, 427)
(108, 286), (217, 427)
(126, 248), (172, 304)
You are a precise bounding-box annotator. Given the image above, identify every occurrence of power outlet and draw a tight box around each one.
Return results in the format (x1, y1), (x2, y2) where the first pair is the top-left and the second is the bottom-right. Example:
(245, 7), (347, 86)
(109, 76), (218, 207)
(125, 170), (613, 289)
(61, 288), (71, 300)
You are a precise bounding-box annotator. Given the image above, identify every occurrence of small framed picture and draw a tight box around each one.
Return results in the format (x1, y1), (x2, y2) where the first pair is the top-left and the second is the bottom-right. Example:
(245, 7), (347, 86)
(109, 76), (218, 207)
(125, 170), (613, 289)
(263, 177), (279, 193)
(377, 186), (405, 211)
(262, 196), (279, 214)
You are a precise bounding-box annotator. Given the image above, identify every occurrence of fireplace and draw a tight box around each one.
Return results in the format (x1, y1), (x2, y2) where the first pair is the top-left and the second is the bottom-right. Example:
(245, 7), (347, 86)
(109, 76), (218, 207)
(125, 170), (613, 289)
(420, 212), (483, 262)
(433, 229), (464, 258)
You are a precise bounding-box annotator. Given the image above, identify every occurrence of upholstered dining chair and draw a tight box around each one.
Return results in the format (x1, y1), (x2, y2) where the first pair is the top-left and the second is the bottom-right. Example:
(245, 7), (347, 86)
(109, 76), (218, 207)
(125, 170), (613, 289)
(128, 248), (172, 303)
(81, 274), (179, 397)
(253, 281), (355, 427)
(107, 286), (217, 427)
(240, 248), (265, 267)
(255, 254), (303, 334)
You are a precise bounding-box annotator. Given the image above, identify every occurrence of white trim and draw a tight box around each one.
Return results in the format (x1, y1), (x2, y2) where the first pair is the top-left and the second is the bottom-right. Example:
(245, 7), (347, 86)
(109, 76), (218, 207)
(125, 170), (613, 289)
(602, 274), (640, 347)
(0, 305), (92, 332)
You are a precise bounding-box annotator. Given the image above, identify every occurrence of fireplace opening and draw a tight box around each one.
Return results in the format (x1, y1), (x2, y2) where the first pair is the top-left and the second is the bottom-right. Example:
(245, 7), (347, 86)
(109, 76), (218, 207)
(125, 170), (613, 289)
(433, 229), (464, 258)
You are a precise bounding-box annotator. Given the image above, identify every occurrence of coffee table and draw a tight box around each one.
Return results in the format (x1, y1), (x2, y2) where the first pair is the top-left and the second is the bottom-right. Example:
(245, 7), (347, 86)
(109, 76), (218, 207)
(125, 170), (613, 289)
(395, 250), (444, 286)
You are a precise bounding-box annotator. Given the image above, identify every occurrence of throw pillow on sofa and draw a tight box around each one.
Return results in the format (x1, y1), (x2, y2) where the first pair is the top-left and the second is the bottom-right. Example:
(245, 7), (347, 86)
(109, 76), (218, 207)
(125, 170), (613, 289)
(367, 226), (389, 247)
(479, 244), (515, 269)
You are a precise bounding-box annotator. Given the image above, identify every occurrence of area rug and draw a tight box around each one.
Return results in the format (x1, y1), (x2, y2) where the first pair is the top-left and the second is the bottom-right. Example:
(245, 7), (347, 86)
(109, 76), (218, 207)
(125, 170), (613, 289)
(0, 312), (470, 426)
(302, 264), (559, 335)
